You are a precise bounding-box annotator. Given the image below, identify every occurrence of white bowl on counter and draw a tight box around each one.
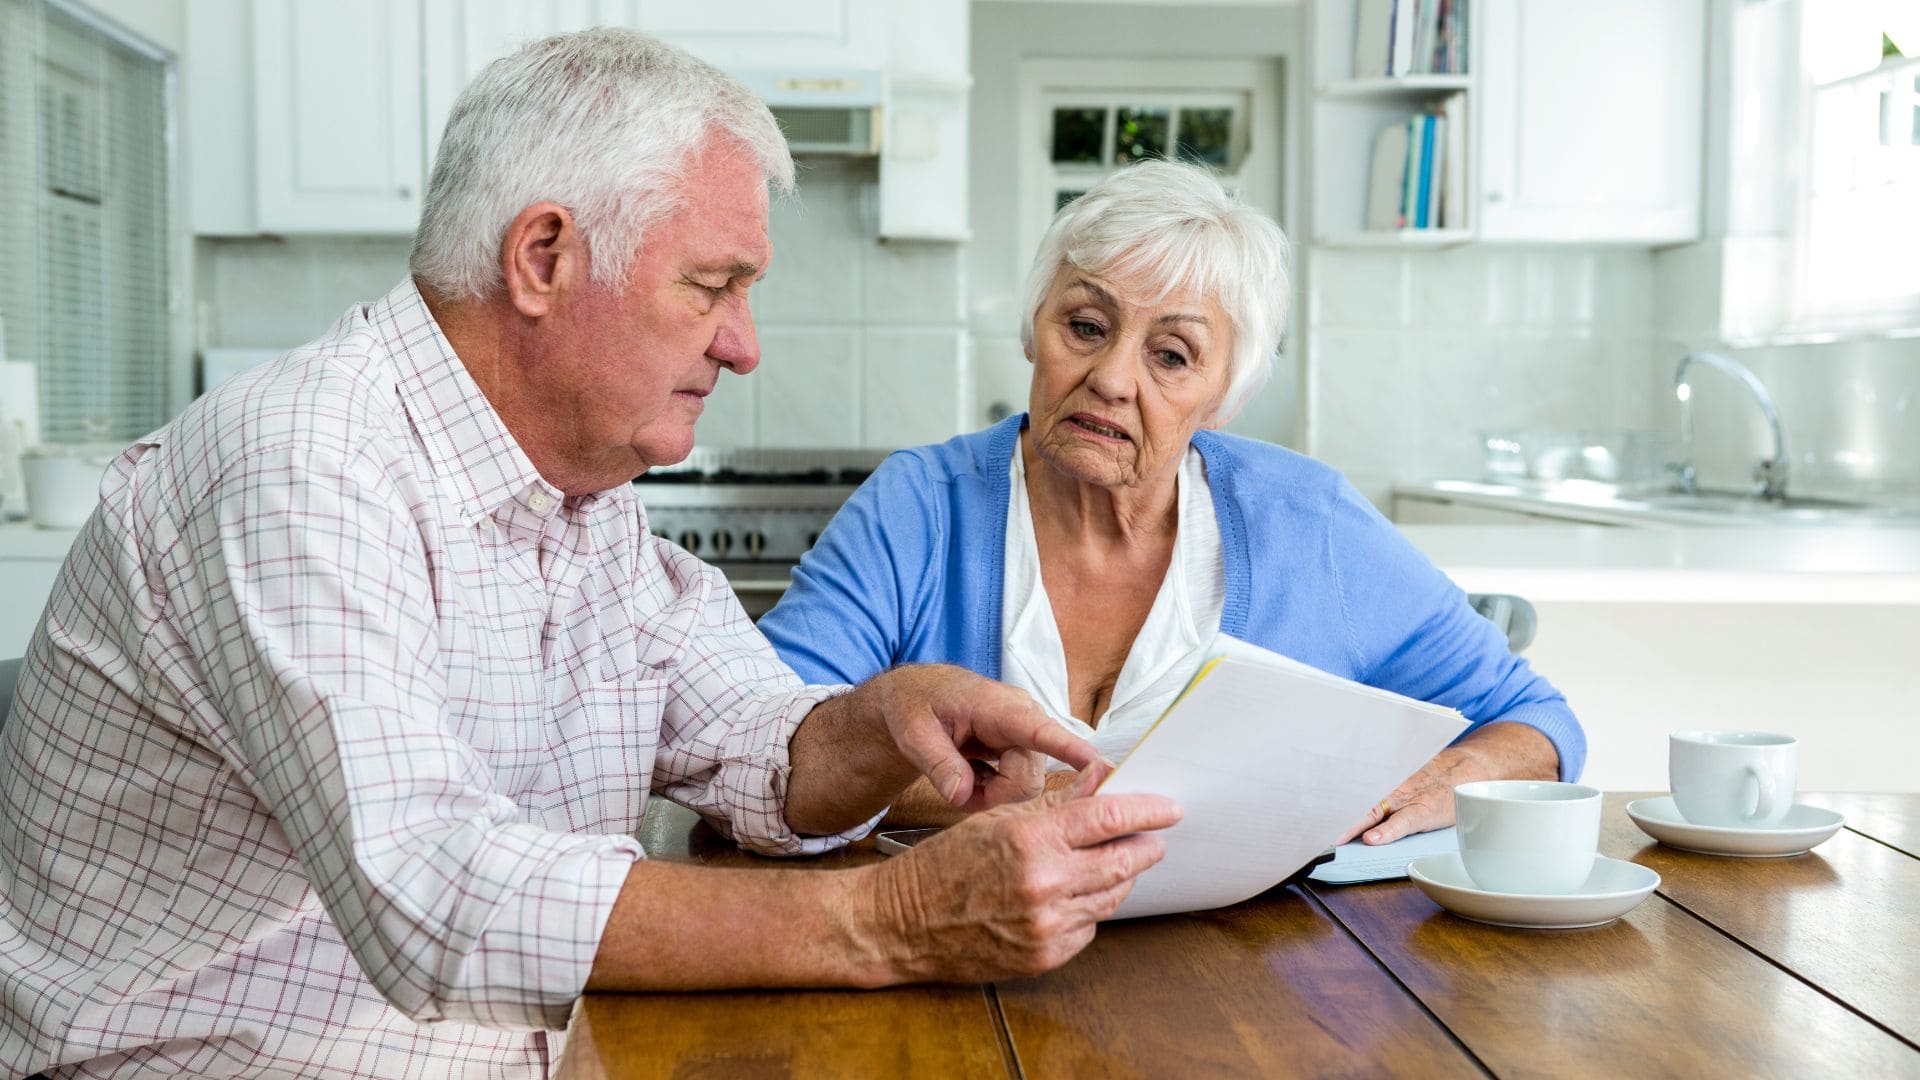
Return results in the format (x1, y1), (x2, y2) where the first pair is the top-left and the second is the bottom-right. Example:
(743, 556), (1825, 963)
(21, 443), (122, 529)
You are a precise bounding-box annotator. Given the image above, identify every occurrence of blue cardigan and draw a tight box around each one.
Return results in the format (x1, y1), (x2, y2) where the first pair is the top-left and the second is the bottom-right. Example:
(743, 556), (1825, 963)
(759, 415), (1586, 780)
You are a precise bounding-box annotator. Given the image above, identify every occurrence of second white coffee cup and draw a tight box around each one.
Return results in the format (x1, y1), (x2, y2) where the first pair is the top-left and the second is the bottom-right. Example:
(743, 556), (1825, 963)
(1669, 731), (1798, 828)
(1454, 780), (1602, 894)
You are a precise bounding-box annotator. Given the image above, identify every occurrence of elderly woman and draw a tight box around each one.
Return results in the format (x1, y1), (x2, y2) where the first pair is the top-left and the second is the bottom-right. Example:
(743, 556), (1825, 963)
(758, 161), (1582, 840)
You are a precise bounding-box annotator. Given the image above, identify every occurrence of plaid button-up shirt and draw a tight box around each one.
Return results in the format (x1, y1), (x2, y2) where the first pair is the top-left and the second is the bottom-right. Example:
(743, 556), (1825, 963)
(0, 279), (861, 1078)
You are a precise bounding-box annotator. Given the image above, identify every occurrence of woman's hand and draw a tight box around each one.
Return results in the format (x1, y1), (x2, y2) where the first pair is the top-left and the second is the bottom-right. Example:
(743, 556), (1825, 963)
(1338, 721), (1560, 845)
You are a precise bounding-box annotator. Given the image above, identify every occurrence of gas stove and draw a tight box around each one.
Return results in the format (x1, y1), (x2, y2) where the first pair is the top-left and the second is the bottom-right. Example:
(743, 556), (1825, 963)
(631, 449), (888, 614)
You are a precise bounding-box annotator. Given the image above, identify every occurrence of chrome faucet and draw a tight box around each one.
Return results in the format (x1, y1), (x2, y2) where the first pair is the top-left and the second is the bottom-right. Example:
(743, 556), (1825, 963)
(1671, 351), (1788, 500)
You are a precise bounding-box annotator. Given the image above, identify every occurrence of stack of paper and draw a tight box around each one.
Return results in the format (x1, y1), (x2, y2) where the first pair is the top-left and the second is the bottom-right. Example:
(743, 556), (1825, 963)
(1098, 634), (1468, 920)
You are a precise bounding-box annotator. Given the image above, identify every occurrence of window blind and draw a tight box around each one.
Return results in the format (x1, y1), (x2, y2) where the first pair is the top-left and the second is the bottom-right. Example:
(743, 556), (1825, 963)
(0, 0), (170, 446)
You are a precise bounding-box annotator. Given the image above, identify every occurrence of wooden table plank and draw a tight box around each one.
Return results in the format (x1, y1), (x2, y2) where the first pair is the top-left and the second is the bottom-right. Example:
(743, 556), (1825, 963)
(995, 886), (1485, 1078)
(557, 801), (1009, 1078)
(557, 987), (1012, 1079)
(1603, 792), (1920, 1049)
(1799, 792), (1920, 858)
(1311, 880), (1920, 1078)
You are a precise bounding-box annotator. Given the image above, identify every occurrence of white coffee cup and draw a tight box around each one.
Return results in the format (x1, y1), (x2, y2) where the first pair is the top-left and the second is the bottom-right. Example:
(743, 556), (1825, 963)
(1669, 731), (1797, 828)
(1454, 780), (1602, 894)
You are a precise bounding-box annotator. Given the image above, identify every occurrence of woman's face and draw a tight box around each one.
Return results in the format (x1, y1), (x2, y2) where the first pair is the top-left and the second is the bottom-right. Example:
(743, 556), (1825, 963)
(1026, 266), (1234, 491)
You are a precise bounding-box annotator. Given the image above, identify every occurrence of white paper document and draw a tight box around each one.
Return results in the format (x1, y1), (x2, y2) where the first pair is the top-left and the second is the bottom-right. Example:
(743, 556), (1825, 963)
(1098, 634), (1468, 920)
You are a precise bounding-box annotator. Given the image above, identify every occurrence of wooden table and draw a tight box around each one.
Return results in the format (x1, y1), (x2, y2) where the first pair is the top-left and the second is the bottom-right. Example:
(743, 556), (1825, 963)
(556, 793), (1920, 1078)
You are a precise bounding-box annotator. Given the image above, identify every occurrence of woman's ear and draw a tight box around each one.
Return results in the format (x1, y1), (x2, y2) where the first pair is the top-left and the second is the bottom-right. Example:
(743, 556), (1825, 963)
(501, 202), (584, 319)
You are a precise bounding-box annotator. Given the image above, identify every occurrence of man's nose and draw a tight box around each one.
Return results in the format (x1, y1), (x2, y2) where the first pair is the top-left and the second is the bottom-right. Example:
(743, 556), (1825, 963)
(708, 296), (760, 375)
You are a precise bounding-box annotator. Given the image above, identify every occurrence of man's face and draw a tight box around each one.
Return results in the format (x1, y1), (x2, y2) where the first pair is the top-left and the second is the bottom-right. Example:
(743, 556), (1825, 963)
(551, 138), (772, 484)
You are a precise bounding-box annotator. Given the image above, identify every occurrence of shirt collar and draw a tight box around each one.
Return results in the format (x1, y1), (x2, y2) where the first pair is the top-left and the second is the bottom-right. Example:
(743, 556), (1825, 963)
(368, 278), (562, 525)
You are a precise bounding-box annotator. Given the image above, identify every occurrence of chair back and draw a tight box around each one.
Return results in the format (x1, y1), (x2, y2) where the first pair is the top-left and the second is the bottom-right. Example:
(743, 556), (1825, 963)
(1467, 593), (1537, 654)
(0, 656), (22, 731)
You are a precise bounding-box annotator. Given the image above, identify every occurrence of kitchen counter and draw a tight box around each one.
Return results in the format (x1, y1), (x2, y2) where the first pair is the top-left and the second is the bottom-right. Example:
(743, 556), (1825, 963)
(1393, 524), (1918, 793)
(1398, 523), (1920, 605)
(1394, 478), (1920, 529)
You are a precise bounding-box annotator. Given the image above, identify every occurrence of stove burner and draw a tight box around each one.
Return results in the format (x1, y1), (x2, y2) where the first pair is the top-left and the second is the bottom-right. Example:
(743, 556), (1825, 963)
(710, 467), (837, 485)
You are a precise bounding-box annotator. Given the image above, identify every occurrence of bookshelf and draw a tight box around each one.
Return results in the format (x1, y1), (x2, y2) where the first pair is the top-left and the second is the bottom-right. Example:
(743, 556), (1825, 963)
(1309, 0), (1475, 247)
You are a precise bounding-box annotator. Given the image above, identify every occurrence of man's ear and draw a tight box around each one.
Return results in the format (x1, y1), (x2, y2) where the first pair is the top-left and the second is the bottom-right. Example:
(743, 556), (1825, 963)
(501, 202), (584, 319)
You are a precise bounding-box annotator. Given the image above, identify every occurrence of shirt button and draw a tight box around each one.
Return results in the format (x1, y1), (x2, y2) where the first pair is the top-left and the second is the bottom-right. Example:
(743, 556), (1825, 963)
(528, 492), (553, 513)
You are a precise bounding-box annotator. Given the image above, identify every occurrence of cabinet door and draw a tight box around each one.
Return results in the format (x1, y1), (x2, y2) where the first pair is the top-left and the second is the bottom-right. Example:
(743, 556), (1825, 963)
(421, 1), (634, 168)
(632, 0), (882, 69)
(253, 0), (423, 233)
(1477, 0), (1703, 243)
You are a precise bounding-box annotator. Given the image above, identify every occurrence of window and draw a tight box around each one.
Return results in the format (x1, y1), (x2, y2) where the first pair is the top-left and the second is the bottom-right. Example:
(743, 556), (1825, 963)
(1016, 59), (1282, 286)
(1043, 95), (1249, 215)
(1787, 2), (1920, 333)
(0, 0), (171, 445)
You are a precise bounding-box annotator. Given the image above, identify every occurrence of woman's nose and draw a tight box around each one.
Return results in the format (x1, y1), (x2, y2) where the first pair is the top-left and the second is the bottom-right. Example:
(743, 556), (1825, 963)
(1083, 341), (1137, 401)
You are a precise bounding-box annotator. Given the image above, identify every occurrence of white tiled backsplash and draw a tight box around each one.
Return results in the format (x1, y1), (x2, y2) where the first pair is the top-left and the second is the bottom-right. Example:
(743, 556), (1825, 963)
(196, 158), (969, 451)
(1650, 244), (1920, 500)
(1306, 246), (1661, 506)
(197, 180), (1920, 485)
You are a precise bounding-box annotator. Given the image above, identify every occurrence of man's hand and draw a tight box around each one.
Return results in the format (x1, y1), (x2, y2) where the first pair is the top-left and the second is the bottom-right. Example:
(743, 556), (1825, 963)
(1338, 721), (1560, 845)
(874, 665), (1099, 810)
(786, 665), (1098, 835)
(860, 770), (1180, 982)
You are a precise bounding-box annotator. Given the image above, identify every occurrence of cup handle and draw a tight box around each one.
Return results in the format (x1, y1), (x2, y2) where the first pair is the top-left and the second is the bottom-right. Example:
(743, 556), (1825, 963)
(1746, 763), (1777, 823)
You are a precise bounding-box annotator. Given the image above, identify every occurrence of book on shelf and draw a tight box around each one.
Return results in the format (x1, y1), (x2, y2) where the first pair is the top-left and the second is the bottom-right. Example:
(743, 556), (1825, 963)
(1364, 94), (1464, 233)
(1402, 114), (1426, 228)
(1351, 0), (1471, 78)
(1353, 0), (1394, 79)
(1439, 91), (1466, 228)
(1365, 120), (1410, 229)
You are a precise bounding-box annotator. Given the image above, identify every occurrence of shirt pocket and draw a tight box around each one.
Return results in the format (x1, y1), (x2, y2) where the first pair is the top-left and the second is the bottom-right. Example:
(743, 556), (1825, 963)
(532, 672), (667, 834)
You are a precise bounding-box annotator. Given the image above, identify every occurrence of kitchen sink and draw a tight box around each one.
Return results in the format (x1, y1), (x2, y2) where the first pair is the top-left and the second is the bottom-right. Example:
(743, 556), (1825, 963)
(1637, 490), (1887, 515)
(1406, 479), (1920, 527)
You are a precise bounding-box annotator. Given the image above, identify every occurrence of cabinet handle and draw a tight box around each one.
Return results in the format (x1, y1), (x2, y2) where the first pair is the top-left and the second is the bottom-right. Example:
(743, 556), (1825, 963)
(1486, 190), (1504, 204)
(398, 185), (413, 199)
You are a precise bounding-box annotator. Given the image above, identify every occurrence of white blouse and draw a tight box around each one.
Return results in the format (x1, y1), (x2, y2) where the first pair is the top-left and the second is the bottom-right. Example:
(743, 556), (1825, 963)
(1001, 442), (1226, 768)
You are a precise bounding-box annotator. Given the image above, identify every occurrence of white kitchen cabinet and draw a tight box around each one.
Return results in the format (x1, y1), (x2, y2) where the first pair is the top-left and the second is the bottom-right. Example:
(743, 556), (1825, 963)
(422, 0), (885, 160)
(1476, 0), (1703, 243)
(195, 0), (952, 239)
(1309, 0), (1704, 246)
(252, 0), (423, 234)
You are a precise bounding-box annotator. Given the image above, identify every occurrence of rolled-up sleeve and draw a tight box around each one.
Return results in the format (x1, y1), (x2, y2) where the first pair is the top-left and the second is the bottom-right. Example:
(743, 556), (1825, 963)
(638, 542), (879, 855)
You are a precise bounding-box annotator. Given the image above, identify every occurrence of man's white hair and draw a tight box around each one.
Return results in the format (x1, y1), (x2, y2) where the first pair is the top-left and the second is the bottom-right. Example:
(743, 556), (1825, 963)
(410, 27), (796, 302)
(1018, 161), (1292, 421)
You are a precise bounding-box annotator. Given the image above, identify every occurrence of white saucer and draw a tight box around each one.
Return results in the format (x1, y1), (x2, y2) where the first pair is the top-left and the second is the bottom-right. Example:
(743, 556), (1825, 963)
(1406, 852), (1659, 929)
(1625, 796), (1846, 858)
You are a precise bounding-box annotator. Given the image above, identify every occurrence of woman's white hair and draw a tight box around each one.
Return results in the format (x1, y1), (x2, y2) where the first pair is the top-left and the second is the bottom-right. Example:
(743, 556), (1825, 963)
(1018, 161), (1292, 421)
(410, 28), (795, 302)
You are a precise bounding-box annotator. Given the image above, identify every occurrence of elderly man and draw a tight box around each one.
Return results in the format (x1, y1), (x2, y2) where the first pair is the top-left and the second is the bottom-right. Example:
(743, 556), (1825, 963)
(0, 29), (1179, 1078)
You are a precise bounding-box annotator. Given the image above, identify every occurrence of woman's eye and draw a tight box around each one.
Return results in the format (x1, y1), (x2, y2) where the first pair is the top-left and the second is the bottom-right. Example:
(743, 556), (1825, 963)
(1069, 319), (1103, 340)
(1157, 349), (1190, 369)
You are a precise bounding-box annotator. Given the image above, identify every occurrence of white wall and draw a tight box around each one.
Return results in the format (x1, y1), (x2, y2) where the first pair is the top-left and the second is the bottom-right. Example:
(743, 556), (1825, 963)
(193, 158), (971, 450)
(77, 0), (183, 52)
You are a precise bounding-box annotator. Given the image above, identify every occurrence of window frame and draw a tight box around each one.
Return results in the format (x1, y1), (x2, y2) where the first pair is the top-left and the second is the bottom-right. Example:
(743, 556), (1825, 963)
(1779, 25), (1920, 336)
